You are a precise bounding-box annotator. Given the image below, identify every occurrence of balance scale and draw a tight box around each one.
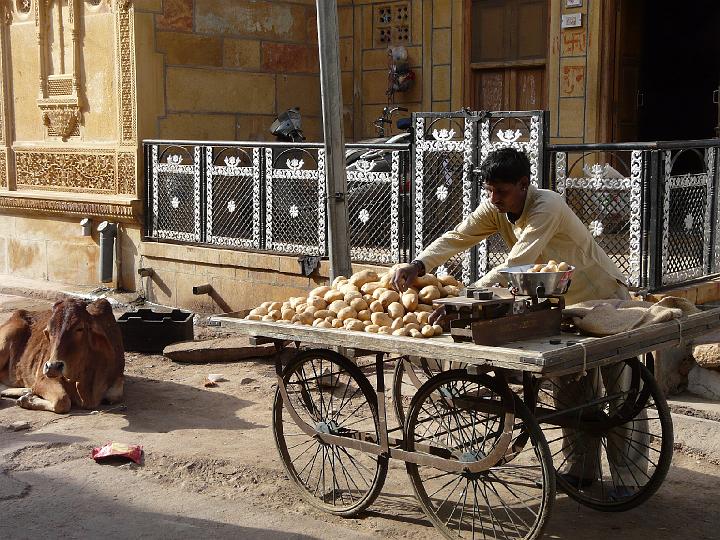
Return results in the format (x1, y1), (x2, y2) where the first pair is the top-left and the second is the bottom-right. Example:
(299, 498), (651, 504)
(434, 286), (565, 346)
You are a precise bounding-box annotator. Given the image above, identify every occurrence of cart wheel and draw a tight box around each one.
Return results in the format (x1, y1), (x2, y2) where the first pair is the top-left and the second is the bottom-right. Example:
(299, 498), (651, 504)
(530, 357), (673, 512)
(393, 356), (442, 428)
(273, 349), (388, 516)
(405, 370), (555, 540)
(393, 356), (466, 427)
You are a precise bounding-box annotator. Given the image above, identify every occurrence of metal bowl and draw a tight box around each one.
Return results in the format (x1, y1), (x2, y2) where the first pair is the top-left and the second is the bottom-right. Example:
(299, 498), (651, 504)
(498, 264), (575, 297)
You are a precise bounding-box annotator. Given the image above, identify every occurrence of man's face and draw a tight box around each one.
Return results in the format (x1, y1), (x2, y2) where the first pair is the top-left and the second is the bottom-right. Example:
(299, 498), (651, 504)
(484, 177), (529, 215)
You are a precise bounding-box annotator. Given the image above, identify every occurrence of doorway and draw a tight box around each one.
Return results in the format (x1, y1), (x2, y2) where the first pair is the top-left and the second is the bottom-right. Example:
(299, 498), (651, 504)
(467, 0), (548, 111)
(612, 0), (720, 142)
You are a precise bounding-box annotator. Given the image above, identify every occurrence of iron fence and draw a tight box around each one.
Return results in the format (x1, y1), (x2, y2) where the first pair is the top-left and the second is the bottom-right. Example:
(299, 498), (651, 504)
(144, 119), (720, 293)
(144, 140), (411, 265)
(547, 140), (720, 291)
(410, 110), (548, 284)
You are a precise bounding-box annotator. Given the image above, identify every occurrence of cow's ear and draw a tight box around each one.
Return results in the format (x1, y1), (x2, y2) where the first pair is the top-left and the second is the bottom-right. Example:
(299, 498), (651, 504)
(87, 298), (112, 318)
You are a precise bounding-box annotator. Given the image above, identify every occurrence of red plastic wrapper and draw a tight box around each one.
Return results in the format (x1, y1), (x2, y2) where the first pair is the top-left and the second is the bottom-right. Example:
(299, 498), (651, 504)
(91, 442), (143, 464)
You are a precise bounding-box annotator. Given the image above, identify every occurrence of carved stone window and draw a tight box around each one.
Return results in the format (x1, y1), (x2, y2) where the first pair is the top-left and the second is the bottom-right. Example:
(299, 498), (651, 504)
(16, 0), (32, 13)
(85, 0), (104, 11)
(35, 0), (82, 140)
(374, 2), (411, 47)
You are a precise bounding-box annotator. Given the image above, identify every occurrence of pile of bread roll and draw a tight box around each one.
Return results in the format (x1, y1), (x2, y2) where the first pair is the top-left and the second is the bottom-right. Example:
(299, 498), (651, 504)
(244, 268), (463, 338)
(527, 260), (570, 273)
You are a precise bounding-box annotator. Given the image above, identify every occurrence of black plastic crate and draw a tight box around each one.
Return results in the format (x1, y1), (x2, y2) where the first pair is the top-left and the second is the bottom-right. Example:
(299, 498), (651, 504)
(118, 309), (194, 353)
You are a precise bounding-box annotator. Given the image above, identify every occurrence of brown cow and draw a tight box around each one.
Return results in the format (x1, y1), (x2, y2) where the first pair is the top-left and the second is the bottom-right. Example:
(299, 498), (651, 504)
(0, 298), (125, 413)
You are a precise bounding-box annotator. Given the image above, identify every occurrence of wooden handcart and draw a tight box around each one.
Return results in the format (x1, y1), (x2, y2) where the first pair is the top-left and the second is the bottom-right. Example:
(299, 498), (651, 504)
(212, 308), (720, 539)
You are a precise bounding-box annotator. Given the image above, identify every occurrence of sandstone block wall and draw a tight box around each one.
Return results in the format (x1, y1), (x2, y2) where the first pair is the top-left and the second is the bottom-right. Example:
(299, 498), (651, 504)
(0, 215), (141, 289)
(144, 0), (325, 142)
(139, 241), (388, 313)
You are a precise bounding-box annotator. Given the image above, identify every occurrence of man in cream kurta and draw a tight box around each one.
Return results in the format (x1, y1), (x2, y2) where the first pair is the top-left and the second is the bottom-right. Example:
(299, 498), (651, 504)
(391, 148), (644, 496)
(416, 182), (629, 305)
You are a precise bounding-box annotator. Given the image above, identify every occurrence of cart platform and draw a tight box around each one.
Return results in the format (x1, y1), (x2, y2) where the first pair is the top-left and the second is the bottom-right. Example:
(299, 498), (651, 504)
(212, 307), (720, 375)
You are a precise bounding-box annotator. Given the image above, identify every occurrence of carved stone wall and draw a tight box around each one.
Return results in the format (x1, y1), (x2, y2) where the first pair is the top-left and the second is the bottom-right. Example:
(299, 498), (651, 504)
(15, 148), (116, 192)
(0, 0), (139, 217)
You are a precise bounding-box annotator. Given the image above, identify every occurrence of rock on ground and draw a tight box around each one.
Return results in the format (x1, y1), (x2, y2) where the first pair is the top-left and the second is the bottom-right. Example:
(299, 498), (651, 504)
(688, 364), (720, 400)
(692, 343), (720, 371)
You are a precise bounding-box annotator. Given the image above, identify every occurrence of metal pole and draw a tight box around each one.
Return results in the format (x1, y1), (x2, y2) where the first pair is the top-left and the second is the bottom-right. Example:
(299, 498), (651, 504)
(316, 0), (352, 280)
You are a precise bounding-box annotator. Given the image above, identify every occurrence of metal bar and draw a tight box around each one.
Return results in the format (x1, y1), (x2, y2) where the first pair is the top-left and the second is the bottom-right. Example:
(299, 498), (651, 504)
(646, 151), (662, 291)
(143, 143), (152, 240)
(143, 140), (411, 151)
(375, 353), (390, 454)
(540, 111), (550, 189)
(548, 138), (720, 152)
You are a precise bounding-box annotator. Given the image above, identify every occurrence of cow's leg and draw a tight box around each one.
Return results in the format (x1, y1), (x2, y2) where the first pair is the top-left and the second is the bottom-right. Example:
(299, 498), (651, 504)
(1, 387), (31, 398)
(18, 379), (71, 413)
(103, 376), (124, 404)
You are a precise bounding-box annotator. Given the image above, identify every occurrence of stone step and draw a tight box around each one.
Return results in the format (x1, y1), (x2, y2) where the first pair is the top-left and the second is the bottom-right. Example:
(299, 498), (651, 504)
(162, 336), (280, 363)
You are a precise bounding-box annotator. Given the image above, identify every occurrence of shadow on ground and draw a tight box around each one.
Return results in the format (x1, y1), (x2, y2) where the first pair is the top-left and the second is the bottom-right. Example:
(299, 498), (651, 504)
(355, 460), (720, 540)
(118, 375), (265, 434)
(0, 468), (322, 539)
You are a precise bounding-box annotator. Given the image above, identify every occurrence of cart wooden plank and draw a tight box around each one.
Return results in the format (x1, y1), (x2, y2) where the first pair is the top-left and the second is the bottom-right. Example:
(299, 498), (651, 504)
(211, 308), (720, 375)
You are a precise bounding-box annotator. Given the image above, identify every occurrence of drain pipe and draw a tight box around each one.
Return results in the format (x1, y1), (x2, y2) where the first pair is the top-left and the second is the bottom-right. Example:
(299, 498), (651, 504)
(80, 217), (92, 237)
(98, 221), (117, 283)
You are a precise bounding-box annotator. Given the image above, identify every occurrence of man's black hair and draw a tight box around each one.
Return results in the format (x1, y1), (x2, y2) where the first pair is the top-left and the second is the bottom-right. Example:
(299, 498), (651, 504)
(477, 148), (531, 184)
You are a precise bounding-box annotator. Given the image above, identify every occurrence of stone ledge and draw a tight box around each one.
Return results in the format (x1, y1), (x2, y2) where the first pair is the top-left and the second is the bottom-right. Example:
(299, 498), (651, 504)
(646, 277), (720, 306)
(141, 241), (391, 279)
(0, 191), (141, 223)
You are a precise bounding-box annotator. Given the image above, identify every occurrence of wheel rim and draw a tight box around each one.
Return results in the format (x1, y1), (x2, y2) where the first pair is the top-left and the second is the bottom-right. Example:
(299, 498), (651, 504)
(531, 358), (673, 511)
(273, 350), (388, 516)
(405, 371), (554, 539)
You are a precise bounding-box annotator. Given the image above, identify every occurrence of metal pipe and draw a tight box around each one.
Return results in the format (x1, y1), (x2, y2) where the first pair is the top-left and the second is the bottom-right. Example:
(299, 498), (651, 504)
(97, 221), (117, 283)
(192, 284), (212, 295)
(80, 217), (92, 236)
(142, 139), (411, 151)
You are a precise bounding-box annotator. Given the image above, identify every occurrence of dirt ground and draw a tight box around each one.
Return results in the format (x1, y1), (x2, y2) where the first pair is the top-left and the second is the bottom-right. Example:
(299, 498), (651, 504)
(1, 294), (719, 539)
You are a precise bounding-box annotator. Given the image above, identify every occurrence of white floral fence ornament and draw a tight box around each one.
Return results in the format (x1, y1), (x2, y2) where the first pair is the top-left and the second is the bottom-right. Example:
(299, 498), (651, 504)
(684, 213), (694, 231)
(589, 220), (604, 237)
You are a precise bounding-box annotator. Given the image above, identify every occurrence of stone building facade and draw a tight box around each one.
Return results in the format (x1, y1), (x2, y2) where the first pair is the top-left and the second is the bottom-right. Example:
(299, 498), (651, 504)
(0, 0), (713, 311)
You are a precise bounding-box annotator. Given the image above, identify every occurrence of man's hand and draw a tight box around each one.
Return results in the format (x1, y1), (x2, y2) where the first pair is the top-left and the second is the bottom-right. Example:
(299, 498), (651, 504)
(391, 263), (419, 293)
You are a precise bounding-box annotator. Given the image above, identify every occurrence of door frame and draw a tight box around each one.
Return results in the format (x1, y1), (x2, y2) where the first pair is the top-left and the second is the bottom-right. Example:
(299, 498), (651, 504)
(599, 0), (620, 143)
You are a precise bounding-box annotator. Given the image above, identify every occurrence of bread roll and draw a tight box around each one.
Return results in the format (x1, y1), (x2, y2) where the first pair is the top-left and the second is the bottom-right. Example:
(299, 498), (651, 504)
(324, 290), (345, 303)
(387, 302), (405, 319)
(419, 286), (441, 303)
(379, 290), (401, 307)
(337, 307), (358, 321)
(401, 292), (419, 311)
(349, 270), (379, 287)
(349, 298), (368, 312)
(310, 285), (331, 298)
(371, 312), (393, 327)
